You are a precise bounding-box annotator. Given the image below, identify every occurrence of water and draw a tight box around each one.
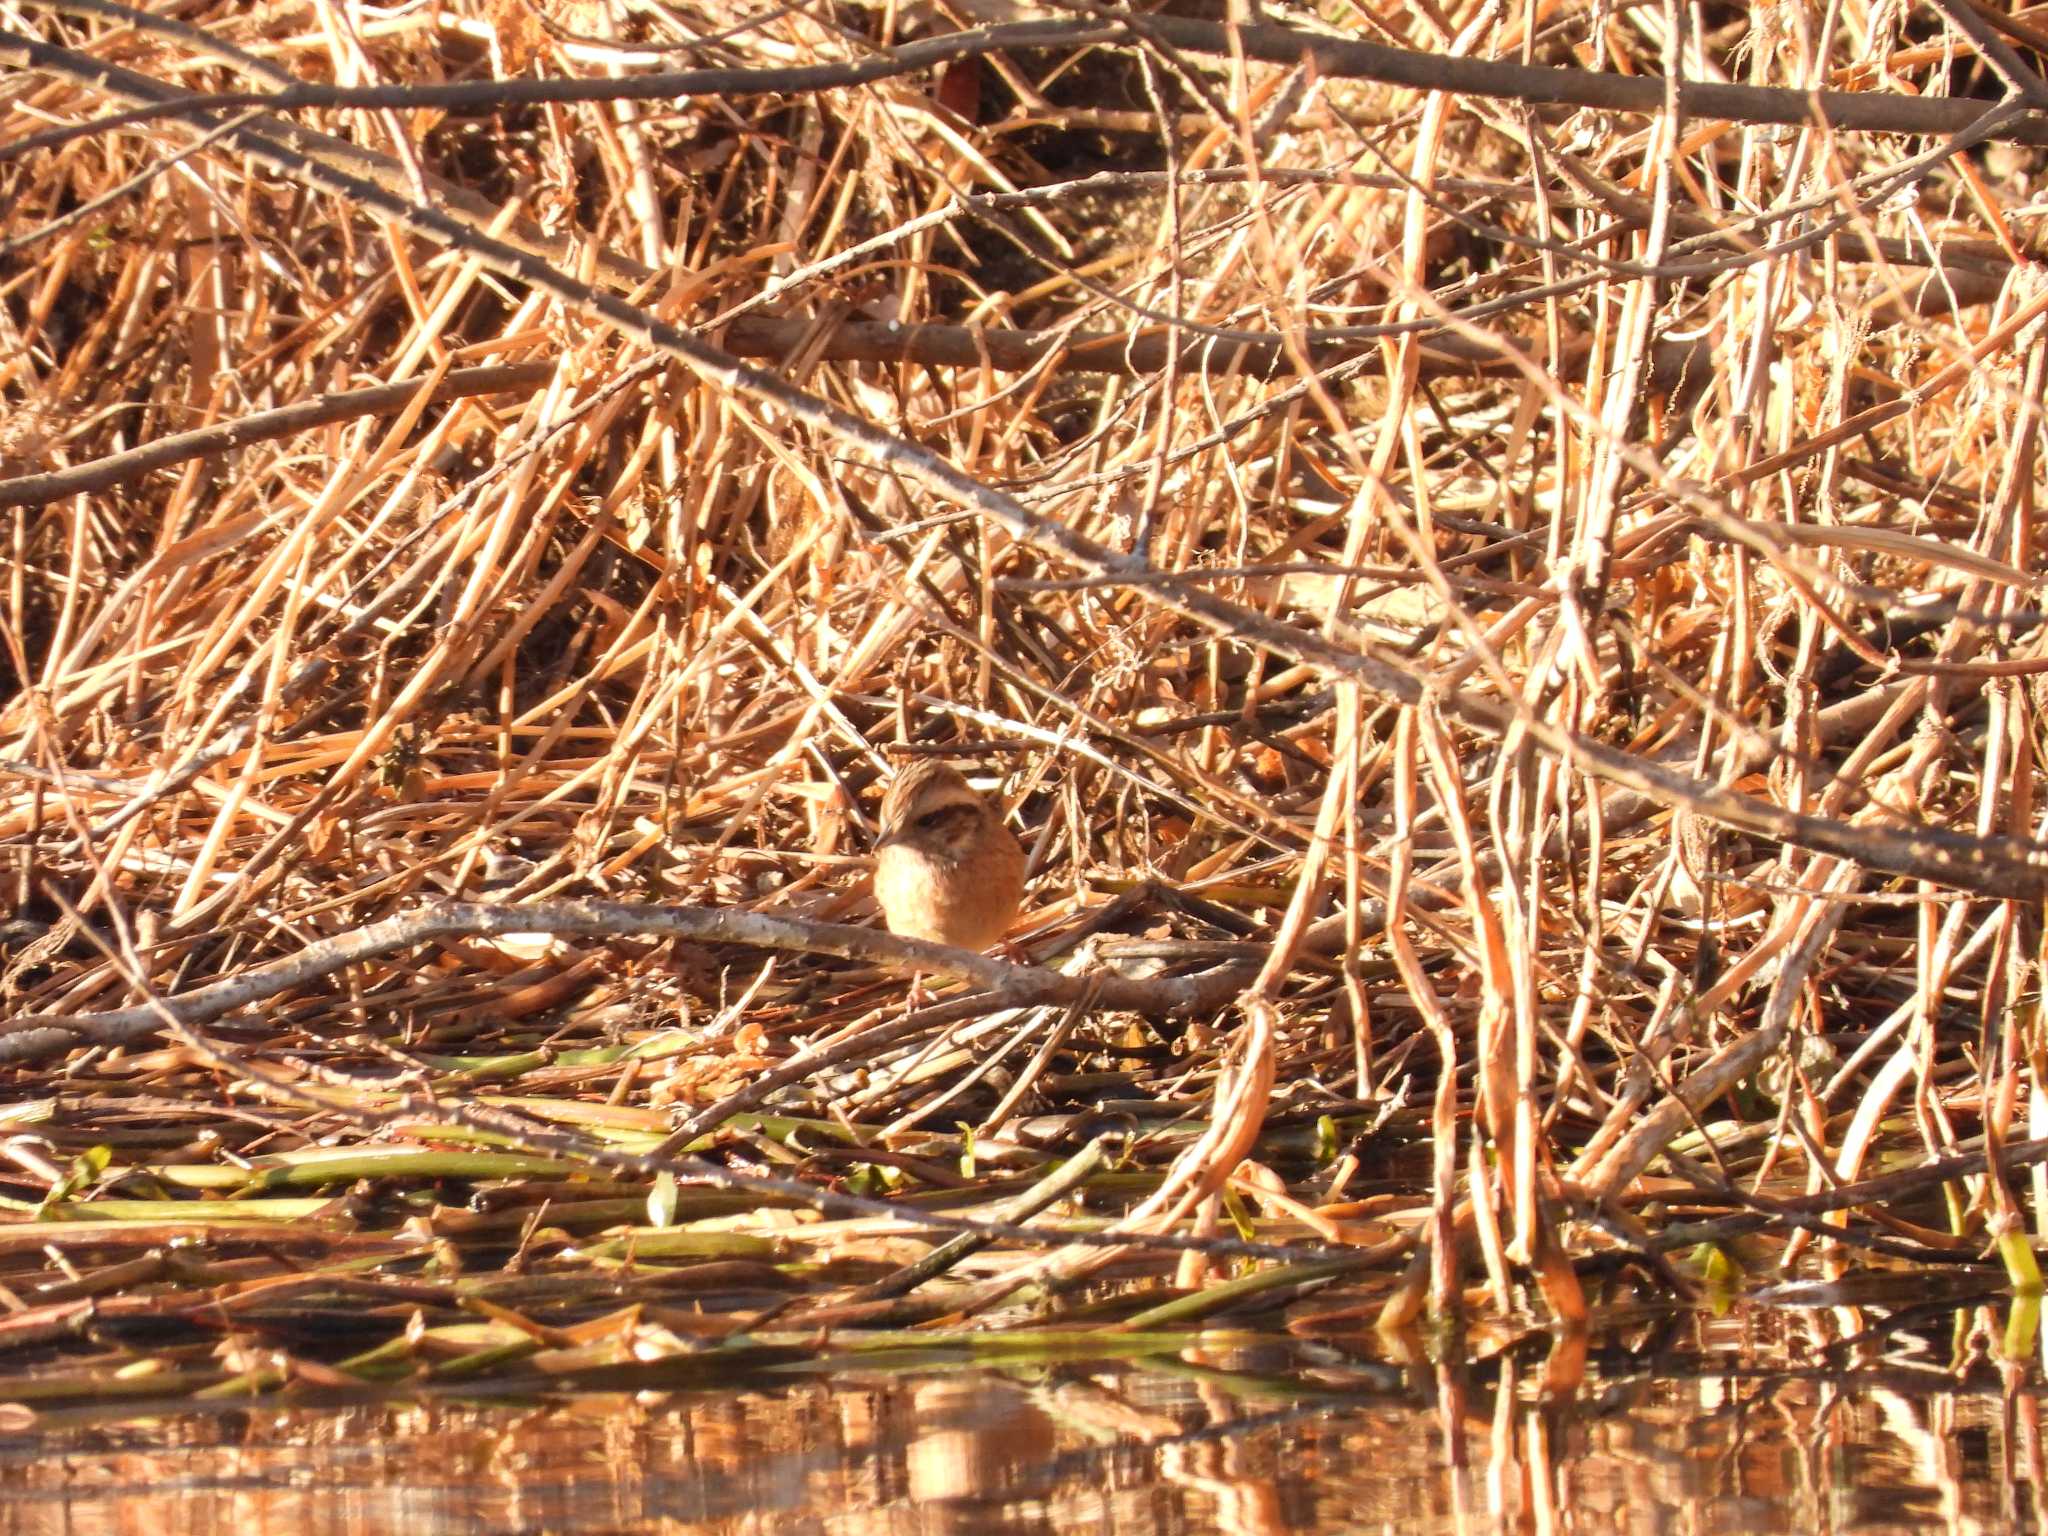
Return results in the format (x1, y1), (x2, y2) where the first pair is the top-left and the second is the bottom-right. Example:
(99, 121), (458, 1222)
(2, 1292), (2039, 1534)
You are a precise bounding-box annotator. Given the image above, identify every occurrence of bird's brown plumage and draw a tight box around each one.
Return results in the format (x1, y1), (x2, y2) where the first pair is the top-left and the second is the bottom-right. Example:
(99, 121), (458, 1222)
(872, 762), (1025, 951)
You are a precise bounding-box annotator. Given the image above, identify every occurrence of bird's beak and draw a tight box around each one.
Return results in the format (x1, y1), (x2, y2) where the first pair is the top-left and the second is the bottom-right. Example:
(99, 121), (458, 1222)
(873, 827), (904, 851)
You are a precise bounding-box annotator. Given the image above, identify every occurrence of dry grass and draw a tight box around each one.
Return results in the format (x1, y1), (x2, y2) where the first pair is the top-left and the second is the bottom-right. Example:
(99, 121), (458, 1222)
(4, 0), (2048, 1406)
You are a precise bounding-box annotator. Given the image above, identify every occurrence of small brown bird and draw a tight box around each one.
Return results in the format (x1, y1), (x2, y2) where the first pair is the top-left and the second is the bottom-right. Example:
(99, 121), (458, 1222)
(873, 761), (1026, 951)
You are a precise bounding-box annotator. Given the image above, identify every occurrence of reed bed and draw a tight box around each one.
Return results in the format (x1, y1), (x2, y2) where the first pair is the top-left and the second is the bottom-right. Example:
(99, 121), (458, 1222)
(4, 0), (2048, 1410)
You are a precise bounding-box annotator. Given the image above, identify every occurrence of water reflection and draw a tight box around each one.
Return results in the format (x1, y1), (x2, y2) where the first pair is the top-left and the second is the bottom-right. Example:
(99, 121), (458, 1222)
(3, 1299), (2044, 1534)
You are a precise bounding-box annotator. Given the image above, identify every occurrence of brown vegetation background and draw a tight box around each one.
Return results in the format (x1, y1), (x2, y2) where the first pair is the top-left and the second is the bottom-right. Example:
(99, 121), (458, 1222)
(5, 0), (2048, 1386)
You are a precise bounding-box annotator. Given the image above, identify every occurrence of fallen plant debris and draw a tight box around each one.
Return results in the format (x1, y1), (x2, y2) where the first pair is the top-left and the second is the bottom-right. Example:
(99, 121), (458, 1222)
(5, 0), (2048, 1417)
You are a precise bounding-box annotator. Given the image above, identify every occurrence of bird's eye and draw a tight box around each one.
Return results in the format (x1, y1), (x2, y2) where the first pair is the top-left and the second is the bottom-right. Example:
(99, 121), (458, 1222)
(915, 807), (952, 830)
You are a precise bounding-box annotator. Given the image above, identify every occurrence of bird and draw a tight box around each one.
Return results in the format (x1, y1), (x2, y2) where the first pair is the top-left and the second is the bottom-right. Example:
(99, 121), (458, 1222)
(872, 761), (1026, 952)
